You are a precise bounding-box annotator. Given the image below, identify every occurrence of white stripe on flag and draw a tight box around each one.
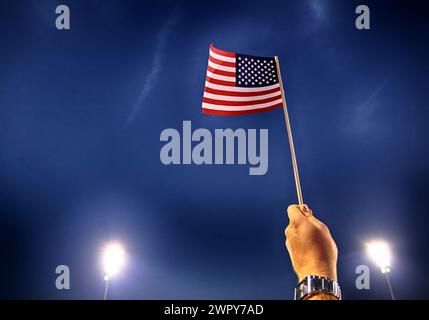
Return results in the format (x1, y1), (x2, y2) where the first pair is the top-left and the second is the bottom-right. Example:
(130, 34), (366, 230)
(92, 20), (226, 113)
(202, 98), (283, 111)
(209, 49), (236, 63)
(204, 81), (280, 92)
(205, 71), (235, 82)
(203, 91), (281, 101)
(208, 60), (235, 73)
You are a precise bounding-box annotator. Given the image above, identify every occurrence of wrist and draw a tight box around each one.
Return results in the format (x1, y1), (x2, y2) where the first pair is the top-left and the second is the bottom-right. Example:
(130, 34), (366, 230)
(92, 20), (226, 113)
(304, 292), (339, 300)
(297, 266), (337, 283)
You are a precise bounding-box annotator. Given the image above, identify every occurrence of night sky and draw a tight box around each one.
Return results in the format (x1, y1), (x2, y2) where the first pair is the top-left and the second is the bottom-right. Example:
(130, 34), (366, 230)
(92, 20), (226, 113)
(0, 0), (428, 299)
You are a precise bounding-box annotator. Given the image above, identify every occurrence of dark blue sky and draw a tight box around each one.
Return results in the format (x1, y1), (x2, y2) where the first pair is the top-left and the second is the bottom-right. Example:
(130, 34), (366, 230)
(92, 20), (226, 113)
(0, 0), (428, 299)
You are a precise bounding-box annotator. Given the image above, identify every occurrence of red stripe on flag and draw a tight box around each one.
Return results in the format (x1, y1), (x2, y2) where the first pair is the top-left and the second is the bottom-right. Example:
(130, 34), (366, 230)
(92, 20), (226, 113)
(210, 43), (236, 58)
(207, 66), (236, 77)
(206, 76), (235, 87)
(202, 94), (282, 106)
(204, 86), (281, 97)
(209, 55), (236, 68)
(202, 103), (283, 116)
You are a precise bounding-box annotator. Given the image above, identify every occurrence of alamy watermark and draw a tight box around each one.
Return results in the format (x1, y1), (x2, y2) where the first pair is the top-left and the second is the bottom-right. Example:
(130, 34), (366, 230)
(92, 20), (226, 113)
(355, 5), (370, 30)
(355, 264), (370, 290)
(55, 265), (70, 290)
(160, 121), (269, 175)
(55, 5), (70, 30)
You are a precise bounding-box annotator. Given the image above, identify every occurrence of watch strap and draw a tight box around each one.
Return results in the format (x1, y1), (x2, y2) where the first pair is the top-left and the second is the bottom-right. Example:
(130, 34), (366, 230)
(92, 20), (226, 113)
(294, 275), (341, 300)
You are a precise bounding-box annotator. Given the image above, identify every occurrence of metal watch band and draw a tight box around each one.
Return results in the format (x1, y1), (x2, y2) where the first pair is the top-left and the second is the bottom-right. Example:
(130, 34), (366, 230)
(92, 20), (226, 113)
(294, 275), (342, 300)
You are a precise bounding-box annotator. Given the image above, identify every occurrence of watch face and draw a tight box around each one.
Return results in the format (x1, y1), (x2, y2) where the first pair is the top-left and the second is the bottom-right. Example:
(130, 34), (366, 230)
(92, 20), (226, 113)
(313, 277), (323, 290)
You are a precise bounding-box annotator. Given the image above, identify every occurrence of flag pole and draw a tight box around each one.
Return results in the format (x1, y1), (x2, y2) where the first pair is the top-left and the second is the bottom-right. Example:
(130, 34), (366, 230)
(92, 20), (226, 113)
(274, 56), (304, 206)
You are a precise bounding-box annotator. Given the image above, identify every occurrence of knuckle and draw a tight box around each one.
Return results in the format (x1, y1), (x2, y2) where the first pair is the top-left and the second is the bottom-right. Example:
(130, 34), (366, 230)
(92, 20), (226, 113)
(287, 205), (299, 217)
(318, 221), (329, 231)
(287, 205), (296, 212)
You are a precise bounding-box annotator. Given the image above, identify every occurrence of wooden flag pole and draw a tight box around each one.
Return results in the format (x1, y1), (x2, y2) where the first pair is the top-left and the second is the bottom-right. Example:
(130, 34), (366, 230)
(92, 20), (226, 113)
(274, 56), (304, 206)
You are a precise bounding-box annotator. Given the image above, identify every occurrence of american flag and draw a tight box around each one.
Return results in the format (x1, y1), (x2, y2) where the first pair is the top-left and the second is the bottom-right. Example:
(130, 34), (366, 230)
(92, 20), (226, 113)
(202, 44), (284, 116)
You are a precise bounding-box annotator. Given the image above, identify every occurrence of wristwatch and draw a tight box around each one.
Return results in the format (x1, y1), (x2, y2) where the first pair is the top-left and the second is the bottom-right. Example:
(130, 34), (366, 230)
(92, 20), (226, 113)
(294, 275), (342, 300)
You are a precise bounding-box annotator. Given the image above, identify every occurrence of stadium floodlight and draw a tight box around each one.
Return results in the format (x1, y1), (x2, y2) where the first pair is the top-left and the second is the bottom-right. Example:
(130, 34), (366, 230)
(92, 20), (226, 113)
(366, 240), (391, 273)
(102, 242), (126, 300)
(366, 240), (395, 299)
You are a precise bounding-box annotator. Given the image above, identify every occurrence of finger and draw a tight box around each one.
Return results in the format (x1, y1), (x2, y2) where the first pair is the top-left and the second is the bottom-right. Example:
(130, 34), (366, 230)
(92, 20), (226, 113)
(285, 224), (295, 237)
(285, 239), (290, 252)
(287, 205), (305, 226)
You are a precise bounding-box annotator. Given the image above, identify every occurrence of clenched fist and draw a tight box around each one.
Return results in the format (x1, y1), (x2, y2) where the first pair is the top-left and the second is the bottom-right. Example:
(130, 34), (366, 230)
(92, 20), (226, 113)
(285, 205), (338, 283)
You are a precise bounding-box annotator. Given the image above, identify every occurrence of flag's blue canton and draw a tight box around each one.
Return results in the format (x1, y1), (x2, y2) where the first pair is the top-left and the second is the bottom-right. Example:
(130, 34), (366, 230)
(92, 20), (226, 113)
(236, 54), (279, 88)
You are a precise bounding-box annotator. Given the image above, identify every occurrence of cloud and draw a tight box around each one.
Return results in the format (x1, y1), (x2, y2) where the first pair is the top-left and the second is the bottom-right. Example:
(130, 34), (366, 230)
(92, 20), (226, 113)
(126, 10), (181, 125)
(345, 78), (391, 137)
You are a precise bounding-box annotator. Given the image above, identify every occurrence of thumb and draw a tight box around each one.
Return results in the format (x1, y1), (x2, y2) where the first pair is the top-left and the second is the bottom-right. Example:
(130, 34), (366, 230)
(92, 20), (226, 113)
(300, 204), (313, 217)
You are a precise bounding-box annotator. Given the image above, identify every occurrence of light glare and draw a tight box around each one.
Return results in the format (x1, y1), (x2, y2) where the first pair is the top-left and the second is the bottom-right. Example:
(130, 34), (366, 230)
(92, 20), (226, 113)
(102, 243), (126, 278)
(366, 240), (391, 273)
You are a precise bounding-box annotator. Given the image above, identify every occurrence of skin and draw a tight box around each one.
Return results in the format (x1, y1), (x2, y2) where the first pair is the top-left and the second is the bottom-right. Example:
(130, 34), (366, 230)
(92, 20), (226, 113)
(285, 204), (339, 300)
